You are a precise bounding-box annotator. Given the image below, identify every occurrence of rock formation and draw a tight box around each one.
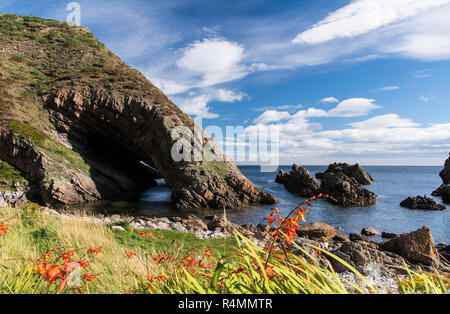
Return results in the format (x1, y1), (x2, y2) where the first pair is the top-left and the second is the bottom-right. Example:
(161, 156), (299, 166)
(275, 164), (320, 197)
(379, 226), (440, 266)
(0, 15), (277, 209)
(400, 196), (446, 211)
(276, 162), (377, 206)
(432, 153), (450, 204)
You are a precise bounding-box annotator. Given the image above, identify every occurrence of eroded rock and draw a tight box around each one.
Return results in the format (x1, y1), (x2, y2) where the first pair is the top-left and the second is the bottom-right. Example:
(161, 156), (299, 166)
(379, 226), (440, 266)
(275, 164), (320, 197)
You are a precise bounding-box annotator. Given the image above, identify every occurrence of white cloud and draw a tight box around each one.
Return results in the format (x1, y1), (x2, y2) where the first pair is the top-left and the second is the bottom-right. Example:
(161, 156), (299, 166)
(328, 98), (381, 117)
(420, 95), (436, 102)
(176, 89), (246, 119)
(320, 97), (339, 103)
(253, 110), (291, 124)
(348, 114), (419, 129)
(377, 86), (399, 91)
(292, 0), (450, 45)
(254, 104), (302, 112)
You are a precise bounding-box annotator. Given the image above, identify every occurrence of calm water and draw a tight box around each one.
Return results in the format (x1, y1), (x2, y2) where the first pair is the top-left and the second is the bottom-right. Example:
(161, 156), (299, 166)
(74, 166), (450, 244)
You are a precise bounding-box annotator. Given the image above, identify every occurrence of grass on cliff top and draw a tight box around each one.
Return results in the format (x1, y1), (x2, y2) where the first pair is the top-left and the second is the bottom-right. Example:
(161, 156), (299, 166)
(0, 159), (28, 191)
(1, 204), (449, 294)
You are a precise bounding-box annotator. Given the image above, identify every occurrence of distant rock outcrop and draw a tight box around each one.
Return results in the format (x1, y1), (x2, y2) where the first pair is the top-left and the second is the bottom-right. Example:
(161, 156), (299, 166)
(400, 195), (446, 211)
(275, 164), (320, 197)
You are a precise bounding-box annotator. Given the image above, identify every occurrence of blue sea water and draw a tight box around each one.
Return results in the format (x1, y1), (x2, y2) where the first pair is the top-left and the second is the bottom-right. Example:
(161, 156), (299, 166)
(81, 166), (450, 244)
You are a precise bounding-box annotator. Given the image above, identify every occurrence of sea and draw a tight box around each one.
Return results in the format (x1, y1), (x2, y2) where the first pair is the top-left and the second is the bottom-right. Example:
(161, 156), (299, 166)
(72, 166), (450, 244)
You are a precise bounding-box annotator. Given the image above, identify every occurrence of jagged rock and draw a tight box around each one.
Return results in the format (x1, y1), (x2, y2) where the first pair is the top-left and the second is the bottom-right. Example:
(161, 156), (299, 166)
(0, 190), (28, 208)
(439, 153), (450, 184)
(320, 172), (377, 206)
(316, 163), (376, 186)
(275, 164), (320, 197)
(330, 241), (406, 274)
(381, 231), (398, 239)
(186, 215), (208, 230)
(400, 196), (446, 210)
(296, 222), (337, 241)
(206, 216), (229, 230)
(379, 226), (440, 266)
(0, 15), (277, 210)
(361, 227), (381, 236)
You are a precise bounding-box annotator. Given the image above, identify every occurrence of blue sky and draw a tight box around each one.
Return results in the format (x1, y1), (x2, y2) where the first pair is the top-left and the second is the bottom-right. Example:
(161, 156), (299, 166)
(2, 0), (450, 165)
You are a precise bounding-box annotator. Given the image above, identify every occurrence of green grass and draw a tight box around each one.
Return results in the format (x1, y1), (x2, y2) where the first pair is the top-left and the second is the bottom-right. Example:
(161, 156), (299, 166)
(0, 159), (28, 191)
(8, 120), (90, 174)
(0, 205), (448, 294)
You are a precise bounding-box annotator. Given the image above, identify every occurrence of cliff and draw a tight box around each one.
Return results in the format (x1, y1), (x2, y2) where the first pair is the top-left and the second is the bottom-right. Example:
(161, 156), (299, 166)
(0, 14), (277, 209)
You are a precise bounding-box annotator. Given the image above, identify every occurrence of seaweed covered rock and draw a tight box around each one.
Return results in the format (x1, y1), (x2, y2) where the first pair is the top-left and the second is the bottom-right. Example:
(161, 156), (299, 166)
(0, 14), (277, 209)
(275, 164), (320, 197)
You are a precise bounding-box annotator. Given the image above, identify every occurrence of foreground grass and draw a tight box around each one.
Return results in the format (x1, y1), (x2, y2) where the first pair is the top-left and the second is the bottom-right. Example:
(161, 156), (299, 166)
(0, 205), (448, 294)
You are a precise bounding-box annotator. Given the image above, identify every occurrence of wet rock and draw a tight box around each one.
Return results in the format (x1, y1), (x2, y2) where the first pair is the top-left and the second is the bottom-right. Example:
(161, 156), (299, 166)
(379, 226), (440, 266)
(361, 227), (381, 236)
(275, 164), (320, 197)
(296, 222), (337, 241)
(400, 195), (446, 210)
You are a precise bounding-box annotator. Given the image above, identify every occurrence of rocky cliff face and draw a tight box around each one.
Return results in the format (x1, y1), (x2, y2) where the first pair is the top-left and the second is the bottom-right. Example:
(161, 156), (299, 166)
(275, 164), (320, 197)
(432, 153), (450, 204)
(0, 15), (277, 209)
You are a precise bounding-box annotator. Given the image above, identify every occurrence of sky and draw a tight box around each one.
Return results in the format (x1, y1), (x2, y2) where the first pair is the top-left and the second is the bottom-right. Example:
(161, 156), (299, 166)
(2, 0), (450, 165)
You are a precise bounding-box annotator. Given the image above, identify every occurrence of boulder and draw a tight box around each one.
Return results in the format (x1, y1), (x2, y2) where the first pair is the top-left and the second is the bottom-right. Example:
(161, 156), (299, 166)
(379, 226), (440, 266)
(361, 227), (381, 236)
(400, 196), (446, 210)
(320, 172), (377, 206)
(275, 164), (320, 197)
(296, 222), (337, 241)
(332, 231), (350, 243)
(186, 215), (208, 230)
(433, 153), (450, 204)
(207, 216), (229, 230)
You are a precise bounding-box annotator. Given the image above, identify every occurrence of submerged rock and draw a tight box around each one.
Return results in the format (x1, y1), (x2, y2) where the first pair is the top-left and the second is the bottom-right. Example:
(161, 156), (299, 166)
(379, 226), (440, 266)
(275, 164), (320, 197)
(400, 196), (446, 210)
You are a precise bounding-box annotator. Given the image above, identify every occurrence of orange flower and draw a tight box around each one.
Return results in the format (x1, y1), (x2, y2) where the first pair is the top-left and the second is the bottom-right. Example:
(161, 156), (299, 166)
(87, 246), (102, 256)
(84, 273), (97, 282)
(125, 251), (136, 259)
(79, 260), (91, 269)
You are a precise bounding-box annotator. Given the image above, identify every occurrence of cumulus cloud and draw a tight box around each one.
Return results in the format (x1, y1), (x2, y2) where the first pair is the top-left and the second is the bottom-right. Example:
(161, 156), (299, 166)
(292, 0), (450, 45)
(176, 89), (246, 119)
(253, 110), (291, 124)
(328, 98), (381, 117)
(348, 114), (419, 129)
